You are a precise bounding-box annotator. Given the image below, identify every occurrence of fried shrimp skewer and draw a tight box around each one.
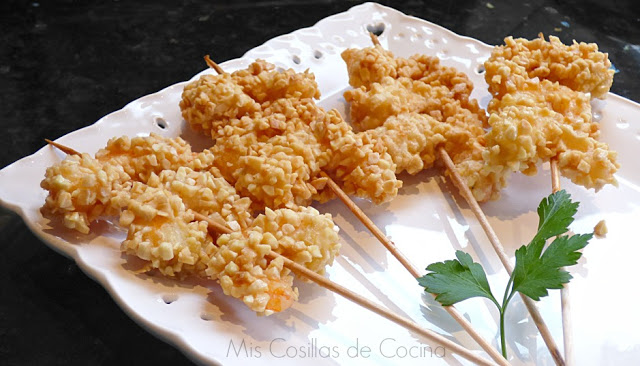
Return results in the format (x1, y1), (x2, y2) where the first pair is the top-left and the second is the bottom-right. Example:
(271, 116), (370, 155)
(44, 139), (498, 366)
(484, 34), (617, 365)
(485, 34), (614, 99)
(483, 34), (618, 193)
(40, 151), (132, 234)
(343, 36), (503, 202)
(180, 58), (400, 209)
(41, 133), (224, 234)
(181, 61), (426, 306)
(122, 180), (340, 315)
(41, 136), (341, 316)
(343, 33), (566, 365)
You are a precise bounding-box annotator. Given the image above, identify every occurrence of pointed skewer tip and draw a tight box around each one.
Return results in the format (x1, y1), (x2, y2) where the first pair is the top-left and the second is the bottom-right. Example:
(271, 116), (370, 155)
(204, 55), (225, 75)
(45, 139), (81, 156)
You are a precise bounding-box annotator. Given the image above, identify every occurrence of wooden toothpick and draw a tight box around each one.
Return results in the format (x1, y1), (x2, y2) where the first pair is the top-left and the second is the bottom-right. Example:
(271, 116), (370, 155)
(45, 139), (81, 156)
(551, 158), (573, 366)
(204, 55), (225, 75)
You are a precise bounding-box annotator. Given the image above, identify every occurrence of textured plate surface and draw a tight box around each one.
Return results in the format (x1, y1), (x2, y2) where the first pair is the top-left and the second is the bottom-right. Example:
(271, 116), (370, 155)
(1, 3), (639, 365)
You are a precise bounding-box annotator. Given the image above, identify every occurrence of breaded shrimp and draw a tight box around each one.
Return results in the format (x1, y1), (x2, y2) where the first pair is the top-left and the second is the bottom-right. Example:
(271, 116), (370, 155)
(208, 206), (340, 315)
(95, 133), (196, 182)
(119, 182), (216, 277)
(484, 34), (614, 99)
(148, 166), (254, 230)
(483, 35), (619, 191)
(341, 46), (501, 201)
(180, 60), (401, 208)
(40, 153), (131, 234)
(41, 134), (218, 233)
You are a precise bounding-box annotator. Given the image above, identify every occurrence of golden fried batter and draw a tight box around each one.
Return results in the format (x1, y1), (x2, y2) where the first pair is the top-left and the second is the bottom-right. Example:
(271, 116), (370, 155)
(342, 45), (476, 103)
(120, 182), (216, 277)
(345, 76), (486, 132)
(361, 113), (448, 175)
(41, 134), (220, 233)
(148, 167), (254, 231)
(310, 107), (401, 203)
(95, 133), (196, 182)
(485, 34), (614, 99)
(344, 77), (437, 131)
(341, 45), (399, 88)
(211, 131), (325, 211)
(41, 153), (131, 234)
(180, 60), (401, 207)
(483, 36), (619, 191)
(341, 46), (499, 201)
(208, 207), (340, 315)
(180, 60), (318, 140)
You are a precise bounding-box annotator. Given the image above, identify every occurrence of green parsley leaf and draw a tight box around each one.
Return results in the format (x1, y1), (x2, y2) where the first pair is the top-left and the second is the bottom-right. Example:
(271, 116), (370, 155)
(512, 233), (593, 300)
(418, 250), (498, 307)
(419, 190), (593, 359)
(534, 189), (579, 243)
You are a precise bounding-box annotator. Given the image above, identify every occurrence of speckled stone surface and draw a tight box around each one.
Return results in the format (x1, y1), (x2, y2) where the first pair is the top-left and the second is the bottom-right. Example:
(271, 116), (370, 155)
(1, 1), (638, 365)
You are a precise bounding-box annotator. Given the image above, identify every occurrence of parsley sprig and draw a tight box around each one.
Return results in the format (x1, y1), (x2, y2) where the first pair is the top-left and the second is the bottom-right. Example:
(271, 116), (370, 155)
(418, 190), (593, 358)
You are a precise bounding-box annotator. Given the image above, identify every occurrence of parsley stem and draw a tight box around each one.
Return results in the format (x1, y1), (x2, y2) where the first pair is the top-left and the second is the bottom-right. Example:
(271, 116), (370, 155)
(500, 307), (507, 358)
(499, 273), (516, 359)
(499, 294), (514, 359)
(502, 274), (515, 307)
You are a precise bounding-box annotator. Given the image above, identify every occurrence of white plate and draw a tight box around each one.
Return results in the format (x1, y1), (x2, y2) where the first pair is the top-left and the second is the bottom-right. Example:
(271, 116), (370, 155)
(1, 3), (639, 365)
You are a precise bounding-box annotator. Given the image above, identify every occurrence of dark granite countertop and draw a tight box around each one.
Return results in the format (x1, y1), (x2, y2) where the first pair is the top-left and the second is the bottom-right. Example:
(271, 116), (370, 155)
(1, 1), (638, 365)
